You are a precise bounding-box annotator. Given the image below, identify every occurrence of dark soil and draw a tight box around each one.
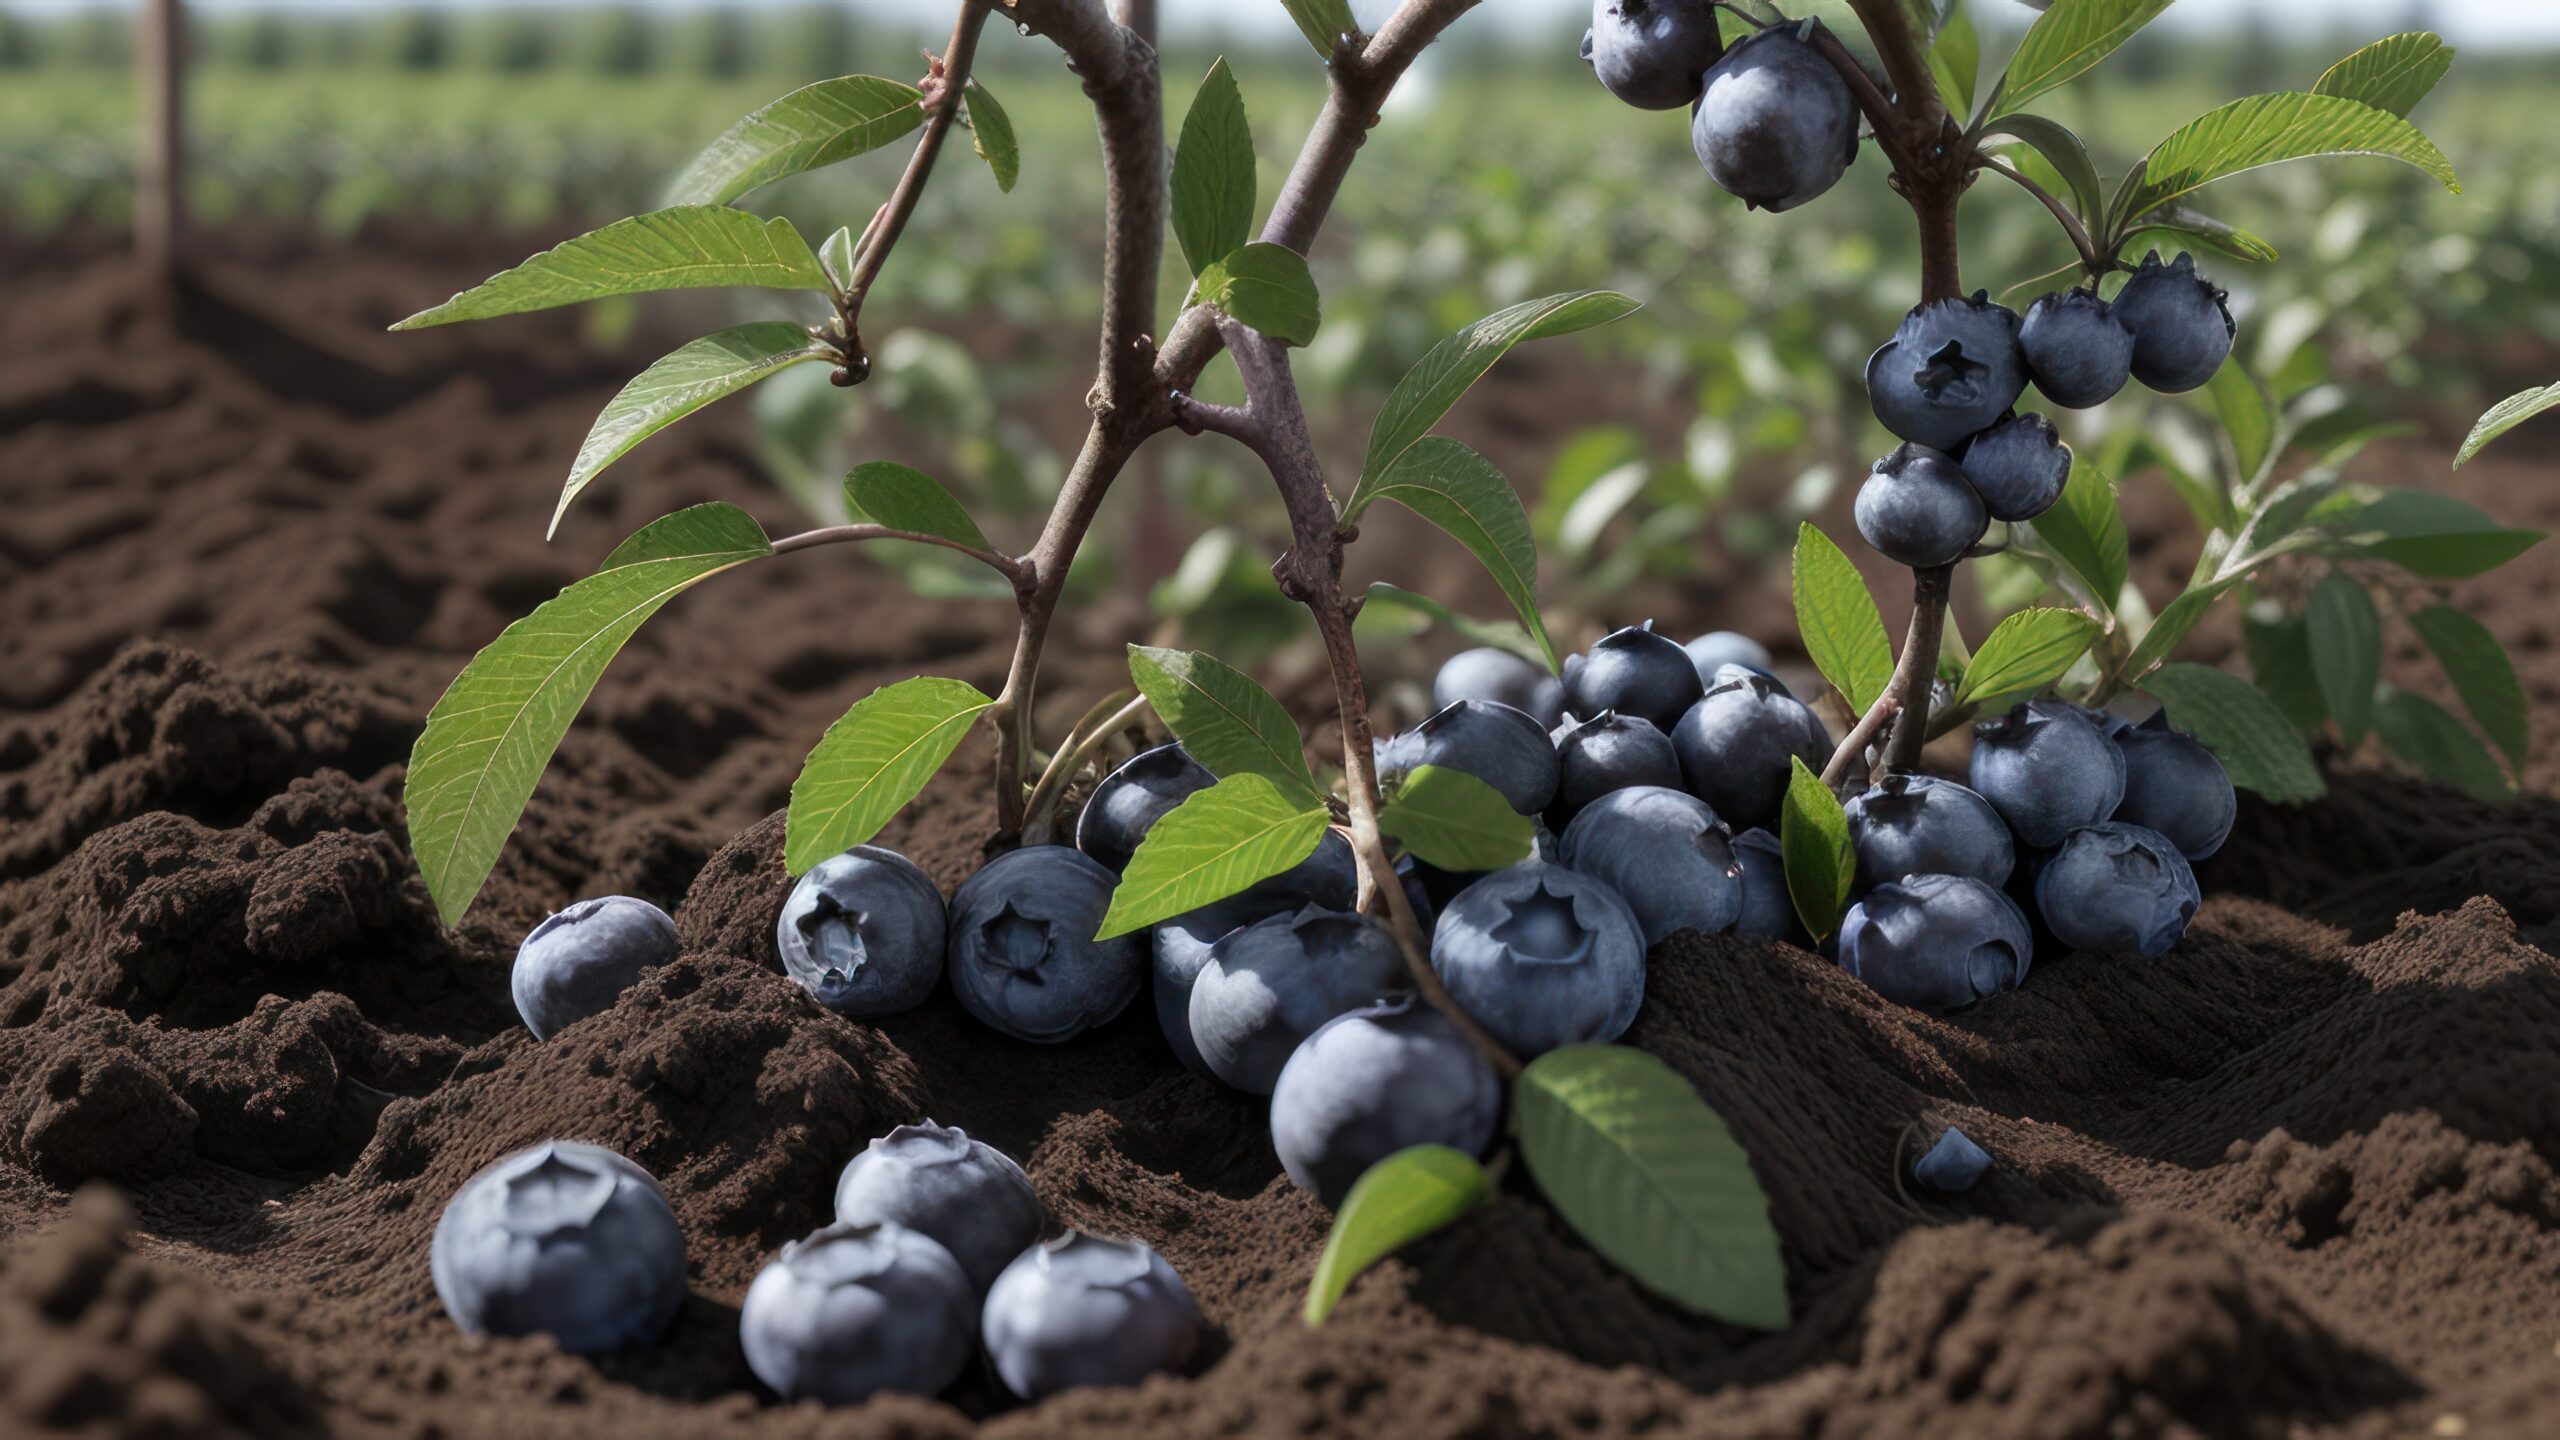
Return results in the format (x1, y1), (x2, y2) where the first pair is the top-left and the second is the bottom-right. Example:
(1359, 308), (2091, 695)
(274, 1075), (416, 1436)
(4, 238), (2560, 1440)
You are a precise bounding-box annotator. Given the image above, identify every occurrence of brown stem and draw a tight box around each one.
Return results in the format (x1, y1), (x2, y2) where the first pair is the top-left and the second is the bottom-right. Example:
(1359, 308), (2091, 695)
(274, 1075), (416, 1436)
(1878, 563), (1953, 775)
(1819, 692), (1899, 790)
(839, 3), (991, 342)
(1021, 692), (1149, 841)
(772, 520), (1028, 588)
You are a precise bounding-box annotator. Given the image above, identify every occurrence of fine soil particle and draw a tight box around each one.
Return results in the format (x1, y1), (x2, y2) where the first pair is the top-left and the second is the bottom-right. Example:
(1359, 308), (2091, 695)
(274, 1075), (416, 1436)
(3, 241), (2559, 1439)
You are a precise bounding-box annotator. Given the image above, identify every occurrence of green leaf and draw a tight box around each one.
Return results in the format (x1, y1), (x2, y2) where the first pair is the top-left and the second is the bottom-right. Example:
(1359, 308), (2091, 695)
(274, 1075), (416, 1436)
(2373, 691), (2513, 801)
(2139, 662), (2325, 803)
(2305, 573), (2381, 746)
(1778, 758), (1853, 943)
(843, 461), (991, 551)
(1351, 291), (1641, 518)
(2244, 612), (2328, 735)
(1996, 0), (2175, 116)
(1981, 113), (2105, 228)
(1097, 774), (1329, 939)
(2123, 205), (2280, 264)
(2122, 581), (2230, 683)
(2323, 491), (2545, 578)
(1193, 242), (1320, 346)
(1513, 1045), (1788, 1330)
(666, 76), (927, 207)
(2312, 32), (2455, 119)
(557, 323), (833, 536)
(1791, 523), (1892, 713)
(391, 207), (828, 330)
(2205, 360), (2276, 484)
(1925, 3), (1979, 120)
(1304, 1144), (1492, 1326)
(1357, 438), (1560, 674)
(408, 504), (773, 923)
(964, 79), (1019, 193)
(1171, 58), (1255, 278)
(2115, 91), (2460, 230)
(2454, 381), (2560, 468)
(1126, 645), (1320, 802)
(1277, 0), (1362, 58)
(785, 677), (994, 875)
(2408, 605), (2528, 772)
(818, 224), (857, 293)
(1361, 583), (1546, 668)
(1377, 765), (1537, 873)
(2025, 459), (2129, 606)
(1955, 608), (2102, 708)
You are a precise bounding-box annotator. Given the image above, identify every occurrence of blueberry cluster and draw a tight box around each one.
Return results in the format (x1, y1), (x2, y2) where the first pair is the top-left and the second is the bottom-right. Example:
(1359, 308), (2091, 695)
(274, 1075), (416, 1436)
(1581, 7), (1859, 213)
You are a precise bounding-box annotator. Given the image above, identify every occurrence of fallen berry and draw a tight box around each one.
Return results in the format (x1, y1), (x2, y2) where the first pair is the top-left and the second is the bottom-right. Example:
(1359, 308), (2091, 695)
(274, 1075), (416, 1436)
(1729, 828), (1810, 945)
(1968, 700), (2126, 849)
(510, 896), (677, 1040)
(2036, 821), (2201, 958)
(1913, 1126), (1991, 1193)
(1077, 742), (1216, 874)
(774, 846), (946, 1017)
(982, 1233), (1202, 1399)
(2109, 711), (2238, 861)
(430, 1140), (687, 1354)
(740, 1220), (976, 1404)
(1683, 630), (1775, 685)
(1433, 645), (1566, 728)
(1270, 996), (1503, 1207)
(1670, 667), (1832, 830)
(1377, 699), (1562, 817)
(1189, 906), (1411, 1094)
(1563, 621), (1705, 733)
(832, 1121), (1044, 1292)
(1548, 710), (1683, 828)
(1431, 861), (1645, 1056)
(1554, 784), (1744, 945)
(946, 846), (1143, 1043)
(1837, 873), (2033, 1011)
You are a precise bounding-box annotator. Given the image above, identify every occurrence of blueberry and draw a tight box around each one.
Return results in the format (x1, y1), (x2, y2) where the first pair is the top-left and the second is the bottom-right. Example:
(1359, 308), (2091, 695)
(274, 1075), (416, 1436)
(1151, 898), (1268, 1075)
(2036, 821), (2200, 958)
(1547, 710), (1682, 828)
(2019, 288), (2134, 408)
(1433, 646), (1566, 729)
(1431, 861), (1645, 1056)
(1958, 412), (2070, 523)
(2111, 251), (2234, 394)
(1562, 621), (1706, 733)
(1691, 24), (1859, 213)
(509, 897), (677, 1041)
(1968, 700), (2126, 848)
(945, 846), (1144, 1043)
(1865, 291), (2029, 451)
(430, 1141), (687, 1354)
(1076, 742), (1214, 873)
(1670, 668), (1832, 830)
(1554, 785), (1743, 945)
(1376, 699), (1561, 817)
(832, 1121), (1044, 1293)
(1188, 906), (1411, 1094)
(2109, 711), (2237, 861)
(739, 1220), (975, 1404)
(1729, 828), (1809, 944)
(981, 1233), (1202, 1399)
(1585, 0), (1722, 110)
(1269, 997), (1503, 1207)
(1837, 873), (2032, 1012)
(1913, 1127), (1991, 1194)
(774, 846), (946, 1017)
(1684, 630), (1775, 686)
(1844, 774), (2015, 893)
(1856, 442), (1988, 568)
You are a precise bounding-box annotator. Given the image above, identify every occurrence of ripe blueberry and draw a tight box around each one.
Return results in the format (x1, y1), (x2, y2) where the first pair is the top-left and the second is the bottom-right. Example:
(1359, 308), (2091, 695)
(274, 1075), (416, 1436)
(945, 846), (1144, 1043)
(510, 896), (677, 1040)
(1584, 0), (1723, 110)
(1865, 291), (2028, 451)
(2019, 289), (2134, 408)
(1959, 412), (2071, 522)
(739, 1220), (975, 1405)
(2111, 251), (2235, 394)
(1857, 442), (1989, 568)
(982, 1233), (1202, 1399)
(1433, 645), (1566, 729)
(1691, 24), (1859, 213)
(1913, 1126), (1991, 1194)
(1431, 861), (1645, 1056)
(1729, 828), (1810, 945)
(430, 1141), (687, 1354)
(1670, 667), (1832, 830)
(1151, 897), (1268, 1076)
(1376, 699), (1561, 817)
(832, 1121), (1044, 1293)
(1968, 700), (2126, 848)
(1270, 997), (1503, 1207)
(1844, 773), (2015, 894)
(1837, 873), (2033, 1012)
(1548, 710), (1683, 828)
(2109, 711), (2237, 861)
(1684, 630), (1774, 685)
(1076, 742), (1214, 873)
(1554, 784), (1744, 945)
(774, 846), (946, 1017)
(2036, 821), (2200, 958)
(1188, 906), (1411, 1094)
(1563, 621), (1706, 733)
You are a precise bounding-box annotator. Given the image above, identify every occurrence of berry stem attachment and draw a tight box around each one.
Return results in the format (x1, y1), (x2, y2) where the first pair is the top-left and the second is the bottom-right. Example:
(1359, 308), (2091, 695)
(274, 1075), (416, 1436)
(1021, 690), (1151, 842)
(832, 1), (992, 368)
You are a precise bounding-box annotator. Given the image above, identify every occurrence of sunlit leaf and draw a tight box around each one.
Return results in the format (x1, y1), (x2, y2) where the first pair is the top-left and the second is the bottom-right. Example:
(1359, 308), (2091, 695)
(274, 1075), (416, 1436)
(1194, 242), (1320, 345)
(556, 322), (832, 535)
(2312, 32), (2454, 119)
(2454, 381), (2560, 469)
(1097, 774), (1329, 939)
(391, 207), (828, 330)
(843, 461), (992, 551)
(1358, 438), (1560, 674)
(1953, 608), (2102, 708)
(1171, 58), (1254, 277)
(1304, 1145), (1491, 1326)
(1378, 765), (1536, 873)
(2025, 459), (2128, 607)
(1779, 758), (1853, 943)
(1996, 0), (2175, 116)
(1127, 645), (1320, 802)
(965, 79), (1019, 193)
(2115, 91), (2459, 230)
(666, 76), (926, 207)
(786, 676), (995, 875)
(1792, 523), (1892, 713)
(1277, 0), (1362, 58)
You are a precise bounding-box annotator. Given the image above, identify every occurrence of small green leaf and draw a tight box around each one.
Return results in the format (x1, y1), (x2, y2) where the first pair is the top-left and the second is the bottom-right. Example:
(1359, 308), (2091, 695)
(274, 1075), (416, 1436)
(2121, 581), (2231, 683)
(2115, 91), (2459, 231)
(391, 207), (828, 330)
(1513, 1045), (1788, 1330)
(1980, 113), (2105, 228)
(1377, 765), (1536, 873)
(843, 461), (991, 551)
(2305, 574), (2381, 746)
(2454, 381), (2560, 468)
(2373, 691), (2513, 801)
(667, 76), (926, 207)
(2025, 459), (2129, 607)
(2205, 359), (2275, 486)
(1954, 608), (2102, 709)
(2139, 662), (2325, 803)
(1791, 523), (1892, 713)
(1277, 0), (1362, 58)
(1194, 242), (1320, 345)
(2408, 606), (2528, 771)
(786, 677), (995, 875)
(1358, 438), (1560, 674)
(1304, 1145), (1491, 1326)
(1097, 774), (1330, 939)
(1924, 3), (1979, 119)
(1996, 0), (2175, 116)
(818, 224), (857, 293)
(965, 79), (1019, 193)
(1171, 58), (1255, 278)
(1126, 645), (1320, 802)
(1779, 758), (1853, 943)
(1361, 583), (1546, 668)
(2312, 32), (2455, 119)
(558, 322), (833, 535)
(2324, 491), (2545, 578)
(408, 504), (773, 923)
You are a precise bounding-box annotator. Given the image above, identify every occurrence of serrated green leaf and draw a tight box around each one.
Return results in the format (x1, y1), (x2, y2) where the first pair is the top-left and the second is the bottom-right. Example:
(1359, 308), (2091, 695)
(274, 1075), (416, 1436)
(1996, 0), (2175, 116)
(2025, 458), (2129, 607)
(408, 504), (773, 923)
(1172, 58), (1254, 278)
(2312, 32), (2454, 119)
(1277, 0), (1362, 58)
(391, 207), (828, 330)
(1981, 113), (2105, 228)
(1925, 4), (1979, 120)
(785, 677), (994, 875)
(2116, 91), (2459, 230)
(843, 461), (991, 551)
(666, 76), (926, 207)
(1304, 1144), (1491, 1326)
(1955, 608), (2102, 708)
(1097, 774), (1329, 939)
(965, 79), (1019, 193)
(2205, 360), (2276, 486)
(1513, 1045), (1788, 1330)
(1194, 242), (1320, 345)
(1792, 523), (1892, 713)
(2305, 573), (2380, 746)
(1126, 645), (1320, 802)
(1359, 438), (1560, 675)
(1361, 583), (1546, 668)
(2408, 605), (2527, 772)
(556, 323), (832, 536)
(1351, 292), (1641, 518)
(2373, 690), (2513, 801)
(1377, 765), (1536, 873)
(2455, 381), (2560, 468)
(1779, 758), (1853, 943)
(2139, 661), (2325, 803)
(2321, 490), (2545, 578)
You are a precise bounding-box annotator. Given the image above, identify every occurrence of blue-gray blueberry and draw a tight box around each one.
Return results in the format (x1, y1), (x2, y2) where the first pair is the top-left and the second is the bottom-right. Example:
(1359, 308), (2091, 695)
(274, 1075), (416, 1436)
(1433, 645), (1567, 729)
(2109, 711), (2237, 861)
(2019, 288), (2134, 408)
(1431, 862), (1645, 1056)
(1270, 997), (1504, 1207)
(1691, 24), (1859, 212)
(981, 1233), (1202, 1400)
(1865, 292), (2029, 451)
(832, 1121), (1044, 1293)
(739, 1220), (974, 1405)
(511, 896), (678, 1040)
(1730, 828), (1810, 945)
(1844, 773), (2015, 893)
(1857, 442), (1989, 568)
(1968, 700), (2126, 849)
(2111, 251), (2234, 394)
(1077, 743), (1214, 873)
(946, 846), (1143, 1043)
(1189, 907), (1410, 1094)
(774, 846), (946, 1017)
(1562, 622), (1705, 733)
(1837, 873), (2033, 1012)
(1554, 785), (1743, 945)
(1548, 710), (1683, 828)
(1584, 0), (1722, 110)
(1913, 1127), (1991, 1194)
(1684, 630), (1775, 685)
(1959, 412), (2070, 522)
(430, 1140), (687, 1354)
(2036, 821), (2200, 958)
(1670, 667), (1832, 830)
